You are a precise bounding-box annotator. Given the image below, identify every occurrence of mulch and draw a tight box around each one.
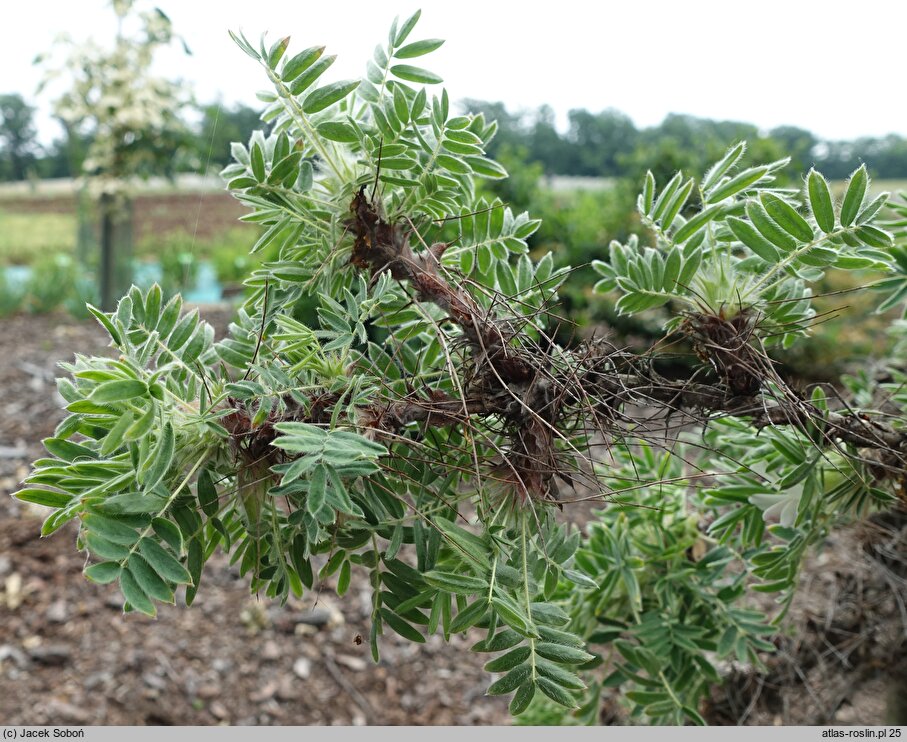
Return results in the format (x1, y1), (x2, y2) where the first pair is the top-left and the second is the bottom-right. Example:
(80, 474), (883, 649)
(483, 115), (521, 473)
(0, 310), (509, 725)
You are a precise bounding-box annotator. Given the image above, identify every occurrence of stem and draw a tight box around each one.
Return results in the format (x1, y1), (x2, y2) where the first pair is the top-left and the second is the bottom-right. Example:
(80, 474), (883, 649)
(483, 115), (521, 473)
(99, 192), (115, 312)
(240, 186), (332, 234)
(399, 126), (445, 216)
(266, 69), (346, 183)
(658, 670), (684, 710)
(638, 288), (697, 308)
(118, 448), (212, 568)
(521, 517), (537, 681)
(624, 583), (683, 711)
(748, 227), (849, 297)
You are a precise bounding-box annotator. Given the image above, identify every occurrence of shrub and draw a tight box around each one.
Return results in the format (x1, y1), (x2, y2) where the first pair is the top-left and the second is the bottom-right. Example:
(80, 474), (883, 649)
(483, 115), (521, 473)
(25, 253), (79, 314)
(0, 267), (25, 316)
(207, 227), (266, 286)
(13, 13), (907, 724)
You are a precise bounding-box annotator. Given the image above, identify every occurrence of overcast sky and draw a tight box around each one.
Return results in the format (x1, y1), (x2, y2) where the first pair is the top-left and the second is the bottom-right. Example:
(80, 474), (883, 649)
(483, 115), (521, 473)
(2, 0), (905, 145)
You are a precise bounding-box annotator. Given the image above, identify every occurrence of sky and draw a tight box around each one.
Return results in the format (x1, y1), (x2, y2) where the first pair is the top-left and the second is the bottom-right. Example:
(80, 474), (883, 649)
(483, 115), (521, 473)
(2, 0), (906, 145)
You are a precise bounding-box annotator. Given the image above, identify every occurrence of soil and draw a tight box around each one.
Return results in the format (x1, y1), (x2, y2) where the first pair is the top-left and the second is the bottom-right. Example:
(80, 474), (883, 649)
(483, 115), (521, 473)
(703, 519), (906, 726)
(0, 311), (904, 726)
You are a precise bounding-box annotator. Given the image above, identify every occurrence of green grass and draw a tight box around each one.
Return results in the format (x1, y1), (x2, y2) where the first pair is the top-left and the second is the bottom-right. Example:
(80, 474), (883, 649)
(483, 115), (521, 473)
(0, 209), (257, 271)
(0, 210), (77, 264)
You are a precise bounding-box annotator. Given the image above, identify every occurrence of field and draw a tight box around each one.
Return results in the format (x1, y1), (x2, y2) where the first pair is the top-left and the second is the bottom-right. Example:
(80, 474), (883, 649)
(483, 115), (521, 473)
(0, 188), (253, 266)
(2, 178), (904, 267)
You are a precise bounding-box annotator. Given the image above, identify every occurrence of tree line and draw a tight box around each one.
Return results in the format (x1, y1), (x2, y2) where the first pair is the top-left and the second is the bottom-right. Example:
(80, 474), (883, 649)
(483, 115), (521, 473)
(463, 100), (907, 183)
(0, 93), (260, 182)
(4, 91), (907, 184)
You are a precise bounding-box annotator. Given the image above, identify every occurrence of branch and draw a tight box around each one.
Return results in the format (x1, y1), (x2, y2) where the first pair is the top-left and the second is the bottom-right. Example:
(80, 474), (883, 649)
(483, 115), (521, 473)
(583, 365), (907, 464)
(348, 188), (537, 384)
(261, 186), (907, 503)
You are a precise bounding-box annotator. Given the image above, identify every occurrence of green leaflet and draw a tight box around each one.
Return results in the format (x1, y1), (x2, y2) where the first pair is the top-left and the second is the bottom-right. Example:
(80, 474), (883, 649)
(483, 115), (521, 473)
(138, 538), (192, 585)
(840, 165), (869, 226)
(281, 45), (325, 82)
(394, 38), (444, 59)
(484, 646), (532, 673)
(141, 422), (174, 491)
(807, 169), (836, 233)
(760, 193), (814, 242)
(746, 199), (799, 252)
(303, 80), (360, 114)
(424, 571), (488, 594)
(119, 568), (156, 617)
(127, 554), (175, 604)
(449, 599), (489, 634)
(537, 677), (579, 708)
(390, 64), (442, 84)
(196, 468), (218, 517)
(726, 217), (780, 263)
(434, 518), (492, 569)
(84, 561), (121, 584)
(509, 681), (536, 715)
(13, 488), (71, 508)
(486, 664), (532, 695)
(84, 514), (140, 545)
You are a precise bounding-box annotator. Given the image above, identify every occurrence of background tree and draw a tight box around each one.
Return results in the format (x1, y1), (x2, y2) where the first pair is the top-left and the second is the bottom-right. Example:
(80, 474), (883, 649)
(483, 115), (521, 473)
(195, 101), (264, 170)
(36, 0), (193, 309)
(0, 93), (39, 181)
(460, 98), (526, 159)
(566, 108), (638, 177)
(768, 125), (818, 173)
(34, 119), (94, 179)
(527, 104), (578, 174)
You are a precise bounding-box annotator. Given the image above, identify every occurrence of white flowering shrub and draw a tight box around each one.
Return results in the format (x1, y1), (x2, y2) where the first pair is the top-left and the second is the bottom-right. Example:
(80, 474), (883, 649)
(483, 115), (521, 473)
(36, 0), (192, 196)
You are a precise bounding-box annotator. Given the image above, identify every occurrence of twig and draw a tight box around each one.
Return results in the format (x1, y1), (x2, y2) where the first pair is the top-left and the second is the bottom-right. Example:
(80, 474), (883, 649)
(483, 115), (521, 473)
(322, 651), (376, 722)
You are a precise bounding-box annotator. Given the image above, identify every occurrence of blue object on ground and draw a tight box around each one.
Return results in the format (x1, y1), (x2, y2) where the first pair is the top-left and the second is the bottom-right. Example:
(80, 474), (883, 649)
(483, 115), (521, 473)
(4, 260), (225, 304)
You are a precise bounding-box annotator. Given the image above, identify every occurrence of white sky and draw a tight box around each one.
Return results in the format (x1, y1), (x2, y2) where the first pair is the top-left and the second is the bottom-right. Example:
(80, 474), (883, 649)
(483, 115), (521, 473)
(2, 0), (906, 145)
